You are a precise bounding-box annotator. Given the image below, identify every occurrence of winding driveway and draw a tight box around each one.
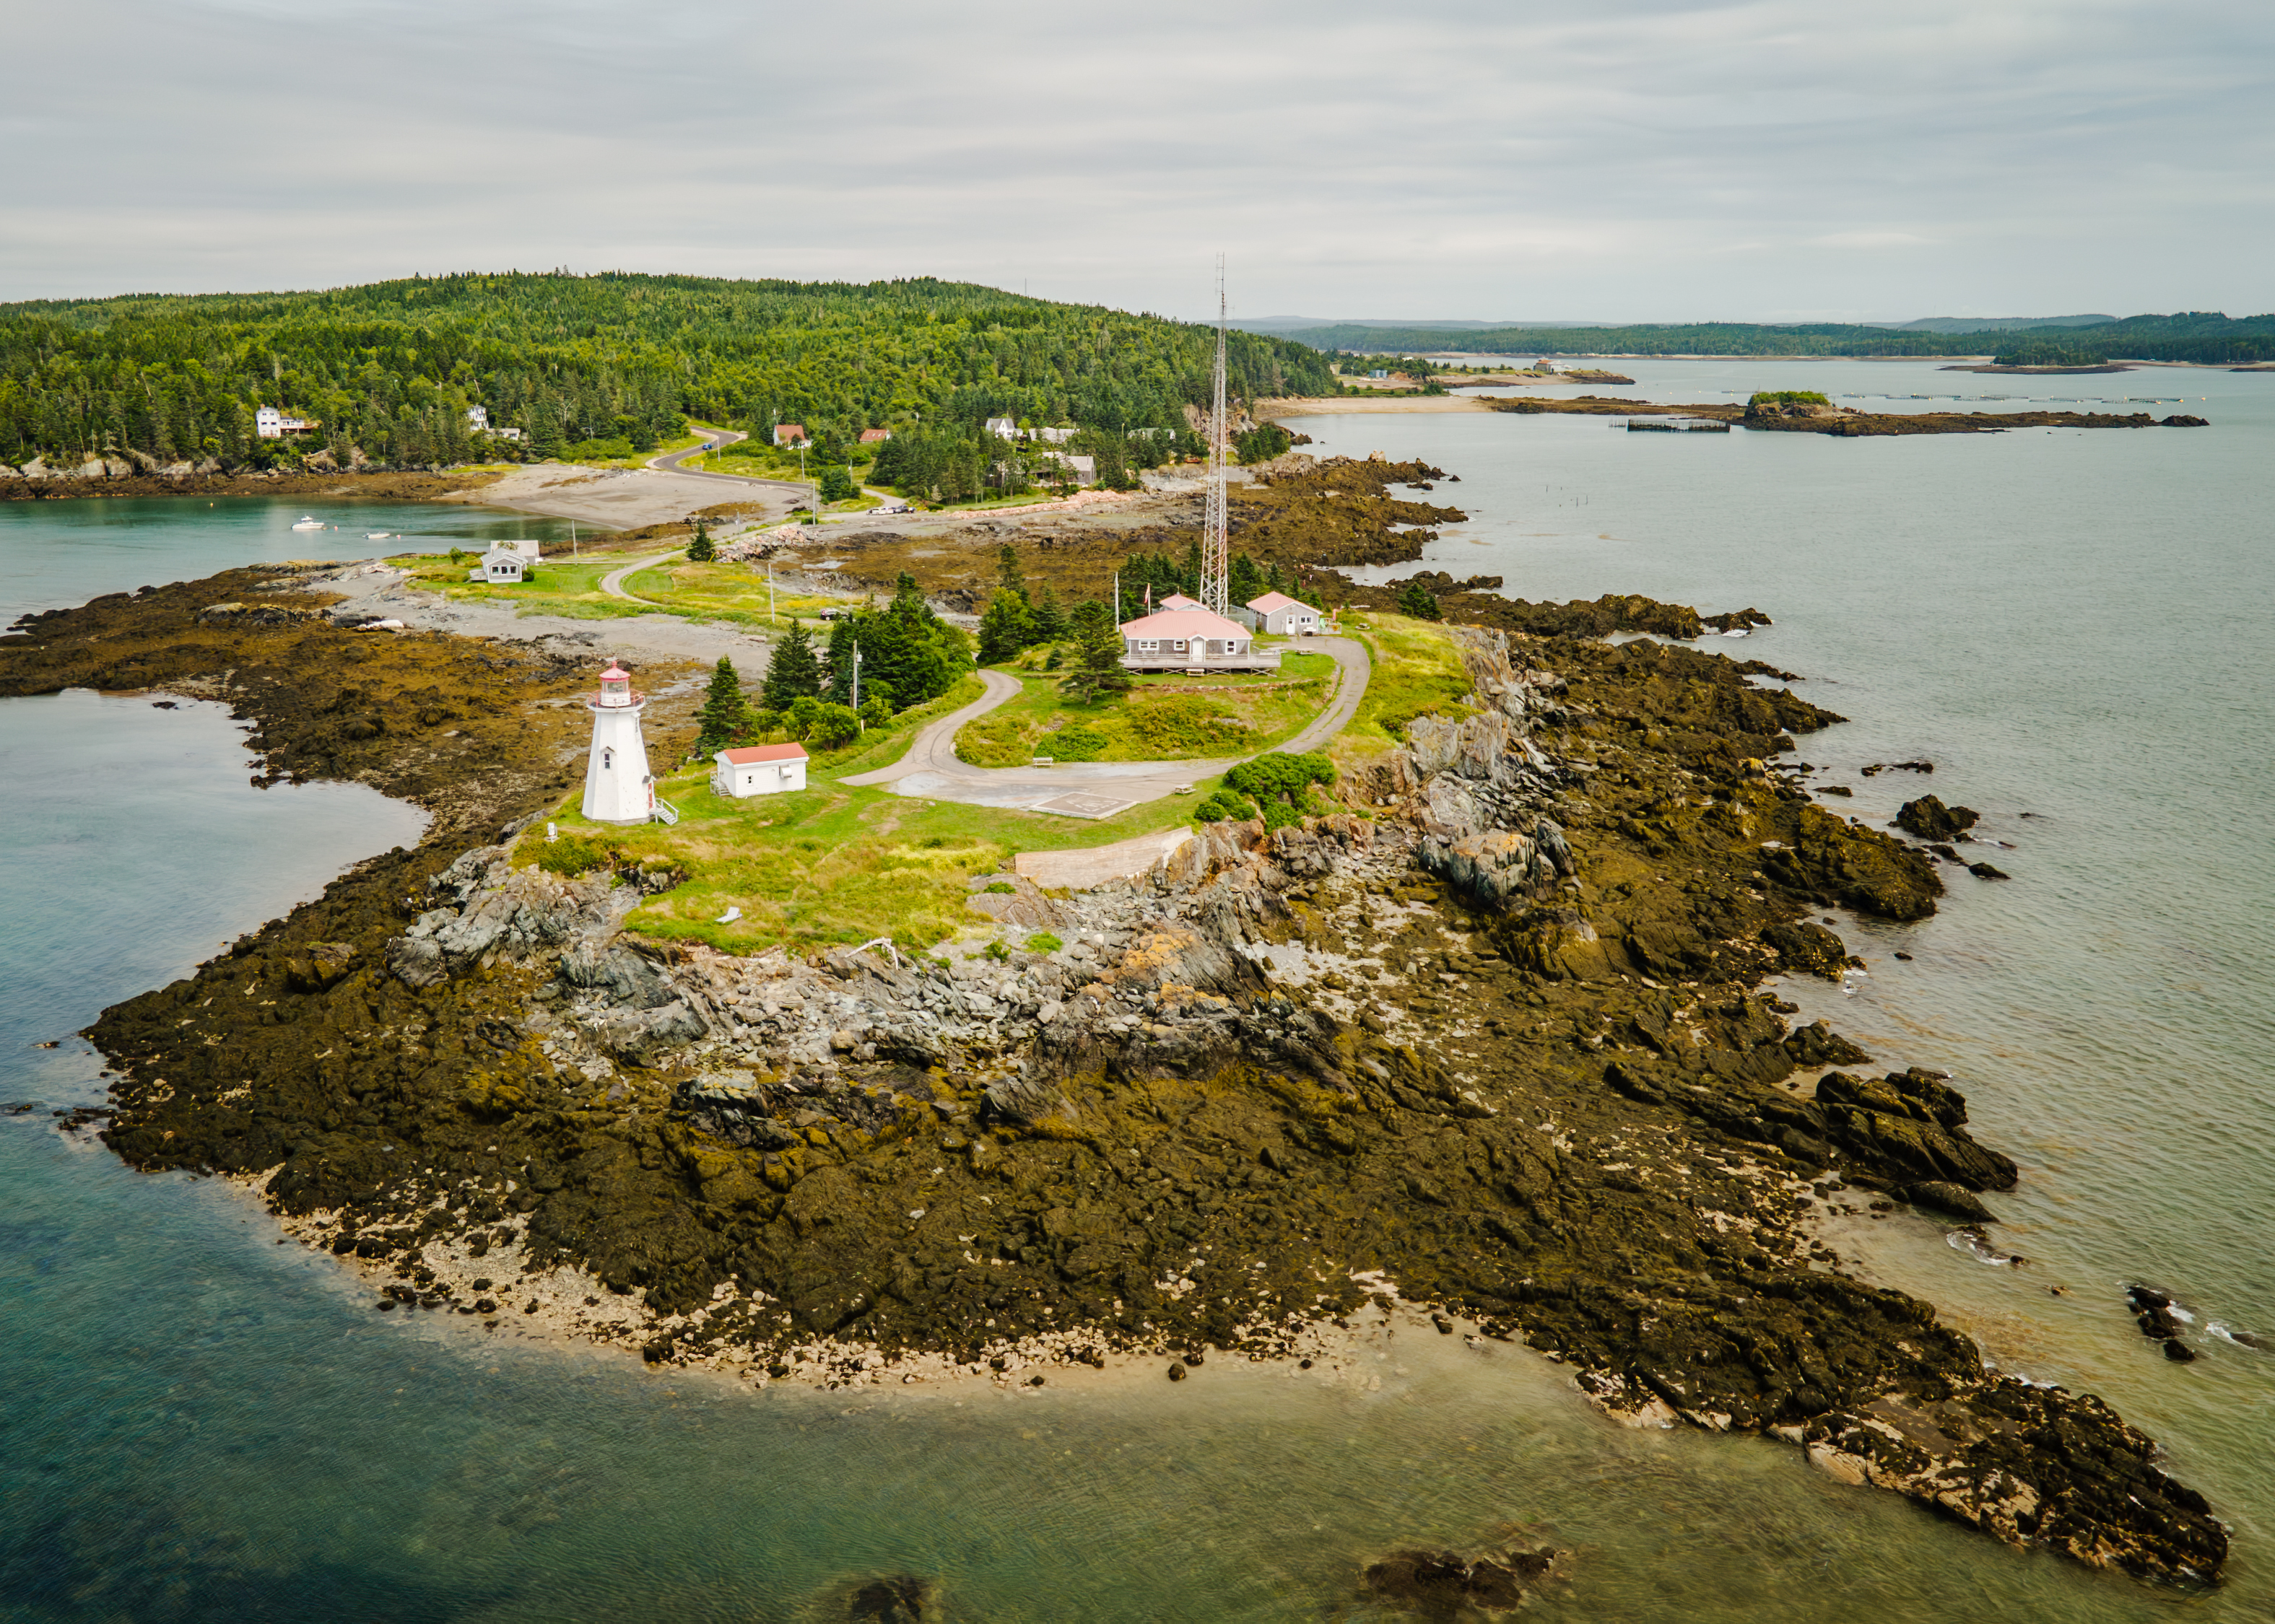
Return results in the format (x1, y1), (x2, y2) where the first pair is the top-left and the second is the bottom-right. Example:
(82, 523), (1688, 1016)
(646, 424), (809, 498)
(599, 551), (690, 607)
(839, 634), (1371, 819)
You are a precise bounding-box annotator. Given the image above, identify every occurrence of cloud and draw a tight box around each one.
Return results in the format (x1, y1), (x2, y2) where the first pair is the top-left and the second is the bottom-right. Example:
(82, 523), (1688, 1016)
(2, 0), (2269, 320)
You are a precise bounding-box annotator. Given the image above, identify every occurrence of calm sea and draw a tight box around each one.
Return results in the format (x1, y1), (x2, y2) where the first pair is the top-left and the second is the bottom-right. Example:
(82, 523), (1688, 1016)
(4, 423), (2271, 1620)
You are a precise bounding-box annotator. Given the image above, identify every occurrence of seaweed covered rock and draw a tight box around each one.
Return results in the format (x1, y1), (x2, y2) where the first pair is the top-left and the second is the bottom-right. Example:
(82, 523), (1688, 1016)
(1764, 804), (1944, 920)
(1762, 920), (1857, 979)
(1360, 1545), (1556, 1615)
(1895, 795), (1980, 842)
(1814, 1070), (2019, 1191)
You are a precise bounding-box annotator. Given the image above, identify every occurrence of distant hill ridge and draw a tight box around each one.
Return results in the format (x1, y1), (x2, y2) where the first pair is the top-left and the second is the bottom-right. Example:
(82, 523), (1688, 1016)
(0, 271), (1337, 470)
(1254, 312), (2274, 364)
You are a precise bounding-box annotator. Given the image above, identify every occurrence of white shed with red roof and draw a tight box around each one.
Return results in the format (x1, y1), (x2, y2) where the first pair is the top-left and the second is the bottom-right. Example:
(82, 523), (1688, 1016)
(712, 741), (808, 798)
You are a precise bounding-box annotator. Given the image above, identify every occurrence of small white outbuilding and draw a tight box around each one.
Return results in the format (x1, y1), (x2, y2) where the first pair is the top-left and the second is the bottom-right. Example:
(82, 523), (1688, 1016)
(1246, 590), (1323, 635)
(712, 742), (809, 798)
(469, 538), (540, 583)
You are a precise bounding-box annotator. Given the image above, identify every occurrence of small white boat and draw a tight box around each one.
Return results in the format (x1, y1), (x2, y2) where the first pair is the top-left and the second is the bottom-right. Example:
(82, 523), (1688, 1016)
(290, 515), (325, 531)
(365, 531), (393, 540)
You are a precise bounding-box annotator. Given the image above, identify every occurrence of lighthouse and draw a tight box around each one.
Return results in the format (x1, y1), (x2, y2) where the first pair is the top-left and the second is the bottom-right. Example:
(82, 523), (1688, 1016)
(581, 662), (655, 823)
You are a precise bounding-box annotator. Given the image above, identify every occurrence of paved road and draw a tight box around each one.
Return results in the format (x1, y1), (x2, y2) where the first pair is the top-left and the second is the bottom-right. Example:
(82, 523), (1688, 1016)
(599, 550), (692, 606)
(1272, 634), (1370, 755)
(837, 634), (1370, 818)
(647, 424), (810, 498)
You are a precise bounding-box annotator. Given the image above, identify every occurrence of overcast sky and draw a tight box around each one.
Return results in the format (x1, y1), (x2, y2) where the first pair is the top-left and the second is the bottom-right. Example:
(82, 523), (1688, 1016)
(6, 0), (2269, 323)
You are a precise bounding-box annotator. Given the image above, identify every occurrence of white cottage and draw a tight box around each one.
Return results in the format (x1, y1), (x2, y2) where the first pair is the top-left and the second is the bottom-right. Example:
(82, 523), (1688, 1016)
(711, 742), (809, 798)
(583, 663), (656, 824)
(468, 538), (540, 582)
(1246, 590), (1322, 635)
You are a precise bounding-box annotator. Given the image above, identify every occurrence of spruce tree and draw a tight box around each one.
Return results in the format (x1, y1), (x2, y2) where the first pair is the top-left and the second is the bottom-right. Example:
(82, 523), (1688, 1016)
(996, 543), (1030, 603)
(695, 656), (753, 749)
(978, 588), (1037, 665)
(1060, 599), (1134, 704)
(761, 619), (822, 710)
(1032, 584), (1067, 645)
(1396, 580), (1443, 621)
(687, 517), (715, 562)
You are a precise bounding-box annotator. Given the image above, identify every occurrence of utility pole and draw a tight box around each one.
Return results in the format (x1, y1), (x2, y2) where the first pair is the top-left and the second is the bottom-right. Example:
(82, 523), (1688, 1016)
(851, 642), (862, 716)
(1200, 254), (1231, 619)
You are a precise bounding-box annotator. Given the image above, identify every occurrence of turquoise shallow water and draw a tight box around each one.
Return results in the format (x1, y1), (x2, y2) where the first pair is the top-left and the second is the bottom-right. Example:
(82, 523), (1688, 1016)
(5, 407), (2273, 1619)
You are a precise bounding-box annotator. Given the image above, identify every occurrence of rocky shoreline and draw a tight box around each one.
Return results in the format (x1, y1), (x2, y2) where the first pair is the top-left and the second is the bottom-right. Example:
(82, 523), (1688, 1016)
(1484, 395), (2210, 435)
(1, 561), (2228, 1586)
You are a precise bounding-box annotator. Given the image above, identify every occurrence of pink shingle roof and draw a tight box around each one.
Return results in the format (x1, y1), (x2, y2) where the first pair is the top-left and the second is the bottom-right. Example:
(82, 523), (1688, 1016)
(1157, 592), (1203, 610)
(1118, 608), (1250, 641)
(1246, 591), (1315, 614)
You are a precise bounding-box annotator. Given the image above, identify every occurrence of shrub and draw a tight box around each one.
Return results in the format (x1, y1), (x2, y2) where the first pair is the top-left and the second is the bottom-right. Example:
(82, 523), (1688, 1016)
(1193, 787), (1257, 824)
(534, 834), (614, 876)
(983, 940), (1011, 961)
(1127, 693), (1247, 753)
(1050, 725), (1108, 761)
(806, 702), (861, 750)
(818, 464), (858, 503)
(1226, 751), (1335, 807)
(1747, 390), (1830, 406)
(1025, 932), (1064, 953)
(983, 881), (1017, 894)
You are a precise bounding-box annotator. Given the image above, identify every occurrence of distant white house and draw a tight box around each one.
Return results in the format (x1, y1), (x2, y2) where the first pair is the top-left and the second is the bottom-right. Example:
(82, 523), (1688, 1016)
(773, 423), (809, 447)
(467, 538), (540, 582)
(712, 742), (808, 798)
(1118, 606), (1271, 673)
(1034, 424), (1076, 445)
(466, 405), (490, 431)
(985, 416), (1018, 440)
(1247, 590), (1322, 635)
(255, 406), (315, 439)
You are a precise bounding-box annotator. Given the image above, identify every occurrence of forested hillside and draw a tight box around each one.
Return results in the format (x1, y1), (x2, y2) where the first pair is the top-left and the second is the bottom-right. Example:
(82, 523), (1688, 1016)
(1280, 312), (2275, 364)
(0, 272), (1336, 468)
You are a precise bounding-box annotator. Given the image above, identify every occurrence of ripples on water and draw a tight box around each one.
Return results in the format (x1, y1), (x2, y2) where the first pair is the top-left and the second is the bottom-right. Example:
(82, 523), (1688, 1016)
(4, 437), (2271, 1618)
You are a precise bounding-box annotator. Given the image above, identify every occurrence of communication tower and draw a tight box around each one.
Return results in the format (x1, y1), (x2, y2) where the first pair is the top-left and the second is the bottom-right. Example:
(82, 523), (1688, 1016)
(1200, 256), (1231, 618)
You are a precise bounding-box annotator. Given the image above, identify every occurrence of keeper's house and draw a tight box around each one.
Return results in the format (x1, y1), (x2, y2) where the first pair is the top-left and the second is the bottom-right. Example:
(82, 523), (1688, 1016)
(1118, 607), (1274, 674)
(712, 742), (808, 798)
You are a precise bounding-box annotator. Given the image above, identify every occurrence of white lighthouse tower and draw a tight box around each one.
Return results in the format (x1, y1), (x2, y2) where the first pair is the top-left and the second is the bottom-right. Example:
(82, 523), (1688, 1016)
(581, 662), (655, 824)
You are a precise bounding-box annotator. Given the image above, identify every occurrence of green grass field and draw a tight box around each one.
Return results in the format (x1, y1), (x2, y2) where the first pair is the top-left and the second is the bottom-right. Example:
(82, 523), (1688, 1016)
(953, 652), (1335, 767)
(1335, 612), (1474, 764)
(403, 551), (852, 631)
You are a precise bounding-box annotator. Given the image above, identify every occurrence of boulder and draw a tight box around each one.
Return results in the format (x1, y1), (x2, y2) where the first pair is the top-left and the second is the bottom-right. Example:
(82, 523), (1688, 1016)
(1895, 795), (1980, 842)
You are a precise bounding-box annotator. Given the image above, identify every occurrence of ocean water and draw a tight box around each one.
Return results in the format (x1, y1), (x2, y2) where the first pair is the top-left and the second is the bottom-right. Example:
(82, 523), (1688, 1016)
(5, 396), (2273, 1620)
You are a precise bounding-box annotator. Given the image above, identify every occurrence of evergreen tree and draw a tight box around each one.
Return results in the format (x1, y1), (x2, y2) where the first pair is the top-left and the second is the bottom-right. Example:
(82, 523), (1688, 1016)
(978, 588), (1038, 664)
(1060, 599), (1133, 704)
(1396, 580), (1443, 621)
(996, 543), (1030, 603)
(761, 619), (823, 710)
(818, 464), (857, 503)
(1230, 551), (1264, 606)
(695, 656), (754, 749)
(686, 517), (715, 562)
(1032, 584), (1067, 644)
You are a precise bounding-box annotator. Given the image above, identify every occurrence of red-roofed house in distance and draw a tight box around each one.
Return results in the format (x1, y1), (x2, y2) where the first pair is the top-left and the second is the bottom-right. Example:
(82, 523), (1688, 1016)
(1118, 607), (1274, 674)
(712, 742), (808, 798)
(858, 428), (892, 444)
(1246, 590), (1323, 635)
(773, 424), (809, 448)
